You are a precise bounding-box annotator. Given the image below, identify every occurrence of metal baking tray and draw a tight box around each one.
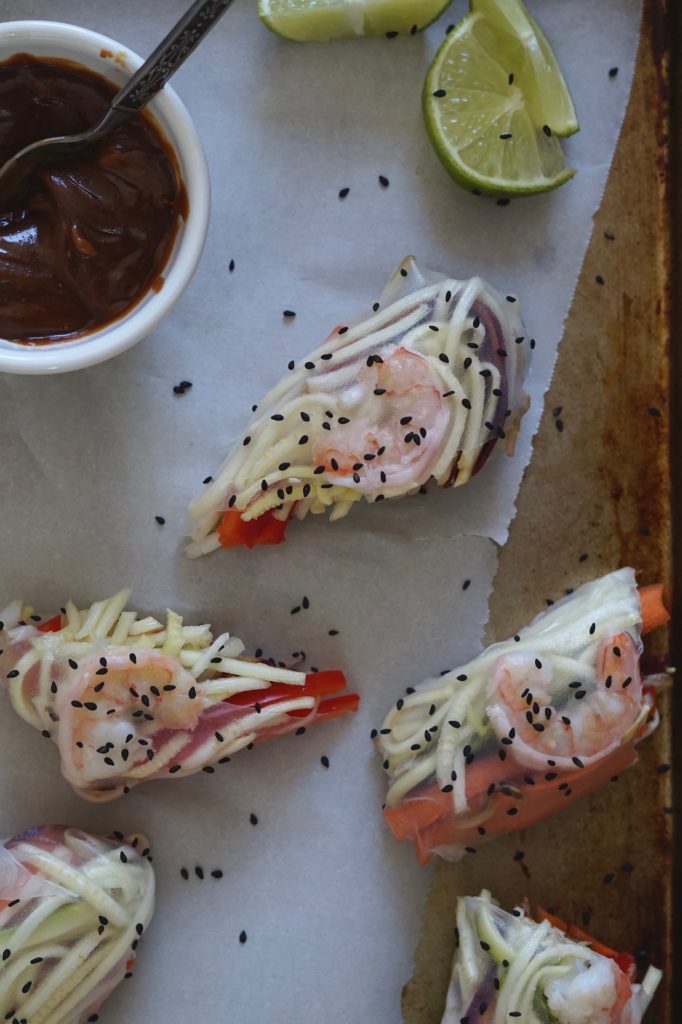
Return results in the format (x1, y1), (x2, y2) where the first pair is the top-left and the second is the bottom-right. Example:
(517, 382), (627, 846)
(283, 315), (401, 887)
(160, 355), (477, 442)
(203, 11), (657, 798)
(403, 2), (675, 1020)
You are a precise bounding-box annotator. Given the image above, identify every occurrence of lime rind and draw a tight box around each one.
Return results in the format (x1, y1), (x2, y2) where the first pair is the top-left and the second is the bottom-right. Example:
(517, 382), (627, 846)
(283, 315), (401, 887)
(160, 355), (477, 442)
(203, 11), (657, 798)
(423, 0), (579, 198)
(258, 0), (454, 42)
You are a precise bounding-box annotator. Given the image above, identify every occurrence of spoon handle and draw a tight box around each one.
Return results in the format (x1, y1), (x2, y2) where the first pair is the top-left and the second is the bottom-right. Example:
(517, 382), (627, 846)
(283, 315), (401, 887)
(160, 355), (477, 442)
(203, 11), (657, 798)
(106, 0), (235, 121)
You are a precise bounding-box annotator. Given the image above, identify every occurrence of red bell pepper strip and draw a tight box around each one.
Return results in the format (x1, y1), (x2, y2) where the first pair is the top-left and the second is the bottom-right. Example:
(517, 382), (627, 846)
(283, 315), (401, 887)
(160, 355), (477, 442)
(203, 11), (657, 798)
(218, 509), (289, 549)
(37, 614), (63, 633)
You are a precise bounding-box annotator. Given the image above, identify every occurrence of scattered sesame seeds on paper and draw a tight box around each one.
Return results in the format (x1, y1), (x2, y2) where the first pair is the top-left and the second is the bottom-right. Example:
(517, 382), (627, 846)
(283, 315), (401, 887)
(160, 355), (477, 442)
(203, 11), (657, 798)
(0, 0), (642, 1022)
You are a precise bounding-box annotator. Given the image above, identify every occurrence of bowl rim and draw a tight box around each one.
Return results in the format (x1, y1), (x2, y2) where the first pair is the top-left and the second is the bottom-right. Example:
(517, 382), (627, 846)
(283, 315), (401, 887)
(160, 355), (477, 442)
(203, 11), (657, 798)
(0, 20), (210, 375)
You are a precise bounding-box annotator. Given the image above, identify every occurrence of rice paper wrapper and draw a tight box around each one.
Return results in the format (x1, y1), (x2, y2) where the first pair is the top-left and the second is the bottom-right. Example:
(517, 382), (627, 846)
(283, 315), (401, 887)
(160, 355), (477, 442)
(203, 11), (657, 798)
(0, 0), (643, 1021)
(0, 825), (154, 1024)
(441, 891), (660, 1024)
(377, 569), (659, 863)
(0, 590), (356, 801)
(188, 255), (531, 555)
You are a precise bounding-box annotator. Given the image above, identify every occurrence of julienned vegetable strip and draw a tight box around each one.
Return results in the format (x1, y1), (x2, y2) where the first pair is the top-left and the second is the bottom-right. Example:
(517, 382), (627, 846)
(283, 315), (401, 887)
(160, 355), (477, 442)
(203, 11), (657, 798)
(376, 569), (668, 862)
(0, 591), (358, 802)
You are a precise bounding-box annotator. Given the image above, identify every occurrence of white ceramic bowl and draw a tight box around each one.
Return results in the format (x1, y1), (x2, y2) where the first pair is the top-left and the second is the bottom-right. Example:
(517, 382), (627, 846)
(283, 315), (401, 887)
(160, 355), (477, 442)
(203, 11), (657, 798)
(0, 21), (210, 374)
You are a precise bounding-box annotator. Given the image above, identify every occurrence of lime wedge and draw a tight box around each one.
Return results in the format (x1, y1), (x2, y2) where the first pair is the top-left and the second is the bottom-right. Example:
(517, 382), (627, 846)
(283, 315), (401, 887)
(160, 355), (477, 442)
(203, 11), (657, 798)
(423, 0), (579, 197)
(258, 0), (453, 42)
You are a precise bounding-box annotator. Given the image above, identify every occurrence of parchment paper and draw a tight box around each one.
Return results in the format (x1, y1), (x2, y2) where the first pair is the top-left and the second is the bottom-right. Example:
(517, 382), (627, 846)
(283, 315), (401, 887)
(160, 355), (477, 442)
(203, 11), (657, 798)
(0, 1), (642, 1021)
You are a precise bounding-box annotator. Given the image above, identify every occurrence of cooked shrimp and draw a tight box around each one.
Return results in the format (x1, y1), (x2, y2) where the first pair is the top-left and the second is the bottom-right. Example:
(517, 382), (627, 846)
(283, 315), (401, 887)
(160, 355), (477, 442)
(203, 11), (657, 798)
(545, 956), (633, 1024)
(55, 649), (204, 794)
(485, 632), (643, 773)
(312, 347), (450, 493)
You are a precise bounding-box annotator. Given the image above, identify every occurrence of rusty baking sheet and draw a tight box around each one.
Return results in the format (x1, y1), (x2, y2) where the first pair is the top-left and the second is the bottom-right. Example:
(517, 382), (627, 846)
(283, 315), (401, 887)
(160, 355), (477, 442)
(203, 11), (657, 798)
(402, 2), (674, 1022)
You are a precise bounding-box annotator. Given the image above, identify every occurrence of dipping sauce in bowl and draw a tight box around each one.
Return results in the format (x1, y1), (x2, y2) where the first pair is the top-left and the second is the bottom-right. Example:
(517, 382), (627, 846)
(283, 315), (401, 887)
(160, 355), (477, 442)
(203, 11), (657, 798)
(0, 53), (188, 344)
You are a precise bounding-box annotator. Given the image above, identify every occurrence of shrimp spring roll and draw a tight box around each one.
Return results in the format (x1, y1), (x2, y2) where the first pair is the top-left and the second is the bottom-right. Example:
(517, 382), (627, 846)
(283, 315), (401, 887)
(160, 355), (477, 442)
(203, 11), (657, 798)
(442, 890), (661, 1024)
(187, 256), (531, 555)
(0, 825), (154, 1024)
(377, 569), (669, 862)
(0, 589), (358, 801)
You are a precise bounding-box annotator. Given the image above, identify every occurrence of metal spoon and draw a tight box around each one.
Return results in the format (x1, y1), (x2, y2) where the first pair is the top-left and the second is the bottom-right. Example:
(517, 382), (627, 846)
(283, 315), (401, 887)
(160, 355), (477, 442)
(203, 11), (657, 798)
(0, 0), (235, 209)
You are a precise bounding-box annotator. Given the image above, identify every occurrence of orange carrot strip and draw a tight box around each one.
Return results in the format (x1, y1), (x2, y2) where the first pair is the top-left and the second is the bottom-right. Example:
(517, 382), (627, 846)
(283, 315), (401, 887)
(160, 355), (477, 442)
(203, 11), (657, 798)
(638, 584), (670, 635)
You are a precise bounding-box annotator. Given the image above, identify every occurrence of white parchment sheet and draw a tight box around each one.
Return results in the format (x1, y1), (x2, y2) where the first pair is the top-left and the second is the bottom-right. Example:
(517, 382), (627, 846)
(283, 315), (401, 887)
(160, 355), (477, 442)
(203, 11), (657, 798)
(0, 1), (641, 1021)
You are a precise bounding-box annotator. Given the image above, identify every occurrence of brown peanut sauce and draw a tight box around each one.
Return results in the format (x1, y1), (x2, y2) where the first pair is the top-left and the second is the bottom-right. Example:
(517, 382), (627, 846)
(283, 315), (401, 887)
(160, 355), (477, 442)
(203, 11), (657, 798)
(0, 54), (188, 344)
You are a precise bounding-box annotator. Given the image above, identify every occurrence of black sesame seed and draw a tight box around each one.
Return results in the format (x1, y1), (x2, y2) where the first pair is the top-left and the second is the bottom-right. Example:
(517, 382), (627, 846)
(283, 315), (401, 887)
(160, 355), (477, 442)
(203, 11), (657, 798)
(379, 175), (390, 187)
(339, 187), (350, 199)
(433, 88), (446, 98)
(596, 274), (605, 285)
(239, 930), (247, 944)
(321, 755), (330, 768)
(609, 66), (619, 77)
